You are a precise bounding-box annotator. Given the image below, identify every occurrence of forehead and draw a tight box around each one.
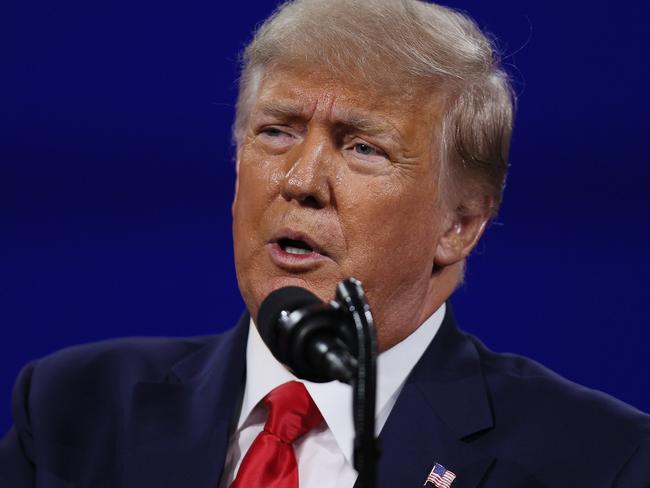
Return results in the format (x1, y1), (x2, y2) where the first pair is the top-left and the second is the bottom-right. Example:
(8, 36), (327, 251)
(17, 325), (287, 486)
(251, 65), (444, 131)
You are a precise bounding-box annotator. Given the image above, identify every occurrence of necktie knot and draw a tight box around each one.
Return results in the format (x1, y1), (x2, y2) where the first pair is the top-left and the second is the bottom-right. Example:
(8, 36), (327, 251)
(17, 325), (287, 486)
(264, 381), (323, 443)
(229, 381), (323, 488)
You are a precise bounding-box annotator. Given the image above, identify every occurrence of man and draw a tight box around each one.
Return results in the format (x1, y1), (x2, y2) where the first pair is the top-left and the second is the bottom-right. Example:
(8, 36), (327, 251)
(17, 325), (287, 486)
(1, 0), (649, 487)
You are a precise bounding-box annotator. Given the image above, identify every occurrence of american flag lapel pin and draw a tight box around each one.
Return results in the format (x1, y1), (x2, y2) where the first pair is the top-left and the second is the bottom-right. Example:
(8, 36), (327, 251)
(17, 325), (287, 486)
(424, 462), (456, 487)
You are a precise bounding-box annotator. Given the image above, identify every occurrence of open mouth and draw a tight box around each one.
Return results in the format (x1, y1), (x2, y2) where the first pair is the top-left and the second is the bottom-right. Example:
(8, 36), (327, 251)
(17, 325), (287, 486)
(268, 230), (330, 268)
(278, 238), (314, 255)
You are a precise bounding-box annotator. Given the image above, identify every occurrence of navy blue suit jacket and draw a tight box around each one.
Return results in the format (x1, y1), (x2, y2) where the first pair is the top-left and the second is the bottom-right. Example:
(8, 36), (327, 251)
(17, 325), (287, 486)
(1, 308), (649, 487)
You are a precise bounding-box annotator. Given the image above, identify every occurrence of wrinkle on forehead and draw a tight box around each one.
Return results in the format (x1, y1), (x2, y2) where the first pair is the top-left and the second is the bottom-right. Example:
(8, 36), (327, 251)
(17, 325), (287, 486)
(245, 65), (448, 188)
(252, 66), (444, 143)
(255, 96), (405, 144)
(256, 63), (433, 114)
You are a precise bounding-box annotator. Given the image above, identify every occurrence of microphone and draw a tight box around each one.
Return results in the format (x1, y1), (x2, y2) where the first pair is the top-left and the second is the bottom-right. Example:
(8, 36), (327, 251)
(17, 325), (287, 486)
(259, 279), (380, 486)
(257, 286), (358, 383)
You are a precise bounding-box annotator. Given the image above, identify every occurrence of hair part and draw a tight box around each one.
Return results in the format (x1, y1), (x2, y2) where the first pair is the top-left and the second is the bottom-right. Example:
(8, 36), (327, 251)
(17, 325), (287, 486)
(234, 0), (514, 217)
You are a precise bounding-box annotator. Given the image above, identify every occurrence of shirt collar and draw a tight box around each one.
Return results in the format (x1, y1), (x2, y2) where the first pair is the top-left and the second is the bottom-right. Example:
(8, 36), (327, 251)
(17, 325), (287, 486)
(239, 302), (446, 466)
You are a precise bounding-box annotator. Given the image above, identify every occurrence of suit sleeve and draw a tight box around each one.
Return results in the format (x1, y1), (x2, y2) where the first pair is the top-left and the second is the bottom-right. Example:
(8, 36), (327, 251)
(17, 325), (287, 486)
(0, 362), (37, 487)
(614, 437), (650, 488)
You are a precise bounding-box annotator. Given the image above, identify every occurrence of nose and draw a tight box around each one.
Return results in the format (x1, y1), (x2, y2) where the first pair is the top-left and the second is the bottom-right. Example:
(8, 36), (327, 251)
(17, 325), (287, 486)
(280, 130), (333, 209)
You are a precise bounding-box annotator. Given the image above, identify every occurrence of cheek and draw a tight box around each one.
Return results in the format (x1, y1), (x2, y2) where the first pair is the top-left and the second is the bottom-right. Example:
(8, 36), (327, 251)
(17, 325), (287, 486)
(341, 178), (441, 279)
(234, 150), (284, 216)
(232, 154), (274, 267)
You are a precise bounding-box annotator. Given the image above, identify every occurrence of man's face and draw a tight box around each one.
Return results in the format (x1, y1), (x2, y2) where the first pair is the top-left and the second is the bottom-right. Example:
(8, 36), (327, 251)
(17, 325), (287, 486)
(232, 66), (452, 351)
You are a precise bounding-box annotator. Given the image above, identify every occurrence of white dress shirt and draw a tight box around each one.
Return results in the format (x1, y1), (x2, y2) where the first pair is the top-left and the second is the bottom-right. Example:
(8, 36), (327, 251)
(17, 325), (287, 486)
(219, 303), (446, 488)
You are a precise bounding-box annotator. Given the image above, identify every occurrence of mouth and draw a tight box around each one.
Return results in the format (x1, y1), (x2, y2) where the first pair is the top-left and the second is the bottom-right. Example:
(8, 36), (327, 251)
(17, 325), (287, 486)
(277, 237), (315, 255)
(267, 231), (331, 270)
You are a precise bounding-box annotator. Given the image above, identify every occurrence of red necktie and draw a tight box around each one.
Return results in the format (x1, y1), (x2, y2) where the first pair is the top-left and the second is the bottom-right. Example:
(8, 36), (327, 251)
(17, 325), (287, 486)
(230, 381), (324, 488)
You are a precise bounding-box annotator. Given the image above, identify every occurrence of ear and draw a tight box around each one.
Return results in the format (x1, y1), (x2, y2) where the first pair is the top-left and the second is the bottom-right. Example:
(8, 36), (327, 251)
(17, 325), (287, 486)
(434, 194), (493, 267)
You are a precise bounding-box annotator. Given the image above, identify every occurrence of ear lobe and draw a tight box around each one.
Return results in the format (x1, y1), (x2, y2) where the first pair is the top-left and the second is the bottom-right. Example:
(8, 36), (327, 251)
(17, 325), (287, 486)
(434, 196), (493, 267)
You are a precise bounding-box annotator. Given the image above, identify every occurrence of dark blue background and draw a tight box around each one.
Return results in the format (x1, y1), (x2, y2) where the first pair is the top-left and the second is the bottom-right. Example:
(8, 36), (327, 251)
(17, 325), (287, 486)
(2, 0), (649, 434)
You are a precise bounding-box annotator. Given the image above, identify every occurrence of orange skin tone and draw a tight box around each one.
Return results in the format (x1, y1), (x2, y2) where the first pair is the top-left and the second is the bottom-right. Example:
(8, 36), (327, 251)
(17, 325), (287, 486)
(232, 67), (490, 352)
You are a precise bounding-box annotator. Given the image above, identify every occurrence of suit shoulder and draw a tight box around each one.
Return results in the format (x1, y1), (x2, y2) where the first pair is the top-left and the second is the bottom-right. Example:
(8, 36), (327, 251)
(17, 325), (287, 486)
(468, 334), (650, 473)
(41, 335), (211, 380)
(9, 327), (242, 465)
(471, 335), (650, 427)
(23, 334), (227, 407)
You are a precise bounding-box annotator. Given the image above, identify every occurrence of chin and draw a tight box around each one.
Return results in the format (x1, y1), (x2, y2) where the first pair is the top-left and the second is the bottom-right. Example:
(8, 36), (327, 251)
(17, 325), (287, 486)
(268, 275), (339, 301)
(244, 273), (337, 317)
(265, 275), (311, 293)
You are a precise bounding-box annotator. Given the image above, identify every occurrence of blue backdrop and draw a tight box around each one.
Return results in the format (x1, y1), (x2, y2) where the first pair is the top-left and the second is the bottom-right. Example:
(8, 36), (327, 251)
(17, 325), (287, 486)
(2, 0), (649, 434)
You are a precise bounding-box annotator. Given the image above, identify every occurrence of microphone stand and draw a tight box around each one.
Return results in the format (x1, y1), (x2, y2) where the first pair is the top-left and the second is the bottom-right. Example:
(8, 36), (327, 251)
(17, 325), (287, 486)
(258, 278), (379, 486)
(335, 278), (379, 488)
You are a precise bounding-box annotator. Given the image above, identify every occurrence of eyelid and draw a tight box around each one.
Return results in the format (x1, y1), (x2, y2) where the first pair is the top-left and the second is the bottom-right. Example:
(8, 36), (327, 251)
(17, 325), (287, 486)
(261, 126), (284, 135)
(258, 125), (295, 138)
(361, 142), (386, 156)
(260, 120), (307, 135)
(346, 137), (388, 157)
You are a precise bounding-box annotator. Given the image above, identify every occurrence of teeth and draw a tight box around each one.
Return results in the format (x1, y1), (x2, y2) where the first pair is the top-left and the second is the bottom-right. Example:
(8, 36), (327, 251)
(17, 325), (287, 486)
(285, 246), (311, 255)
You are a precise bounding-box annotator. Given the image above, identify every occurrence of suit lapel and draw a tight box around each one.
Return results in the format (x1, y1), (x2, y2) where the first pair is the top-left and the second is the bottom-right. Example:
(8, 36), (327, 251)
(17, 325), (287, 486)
(368, 306), (495, 488)
(123, 315), (249, 488)
(122, 306), (494, 487)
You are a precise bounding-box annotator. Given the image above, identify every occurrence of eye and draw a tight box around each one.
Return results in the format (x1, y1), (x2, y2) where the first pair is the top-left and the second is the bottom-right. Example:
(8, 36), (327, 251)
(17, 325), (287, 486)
(256, 125), (296, 153)
(258, 125), (294, 142)
(354, 143), (381, 156)
(346, 140), (388, 163)
(342, 138), (391, 171)
(261, 127), (286, 137)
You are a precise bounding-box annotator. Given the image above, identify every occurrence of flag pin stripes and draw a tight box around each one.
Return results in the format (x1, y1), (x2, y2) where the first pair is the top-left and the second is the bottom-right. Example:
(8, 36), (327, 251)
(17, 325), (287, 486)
(424, 462), (456, 487)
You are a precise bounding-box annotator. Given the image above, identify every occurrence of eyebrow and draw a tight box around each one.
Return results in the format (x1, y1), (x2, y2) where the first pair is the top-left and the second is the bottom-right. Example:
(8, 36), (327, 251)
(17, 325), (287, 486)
(255, 100), (401, 141)
(335, 111), (395, 136)
(256, 101), (306, 120)
(333, 108), (403, 150)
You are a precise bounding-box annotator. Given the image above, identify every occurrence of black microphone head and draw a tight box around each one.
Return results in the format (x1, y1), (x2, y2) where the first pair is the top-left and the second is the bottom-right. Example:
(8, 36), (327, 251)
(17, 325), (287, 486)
(257, 286), (322, 348)
(257, 284), (356, 383)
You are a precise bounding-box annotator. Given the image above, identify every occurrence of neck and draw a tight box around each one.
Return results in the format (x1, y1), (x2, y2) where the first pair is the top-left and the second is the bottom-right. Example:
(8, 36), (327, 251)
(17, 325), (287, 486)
(375, 262), (460, 353)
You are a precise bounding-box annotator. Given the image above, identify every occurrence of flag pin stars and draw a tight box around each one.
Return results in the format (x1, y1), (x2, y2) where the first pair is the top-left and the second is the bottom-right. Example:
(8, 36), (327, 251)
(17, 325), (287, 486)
(424, 462), (456, 487)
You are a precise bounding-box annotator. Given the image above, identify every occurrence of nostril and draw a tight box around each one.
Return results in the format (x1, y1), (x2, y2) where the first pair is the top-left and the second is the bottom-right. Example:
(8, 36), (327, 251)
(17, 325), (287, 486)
(301, 195), (321, 209)
(280, 185), (323, 209)
(279, 166), (329, 209)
